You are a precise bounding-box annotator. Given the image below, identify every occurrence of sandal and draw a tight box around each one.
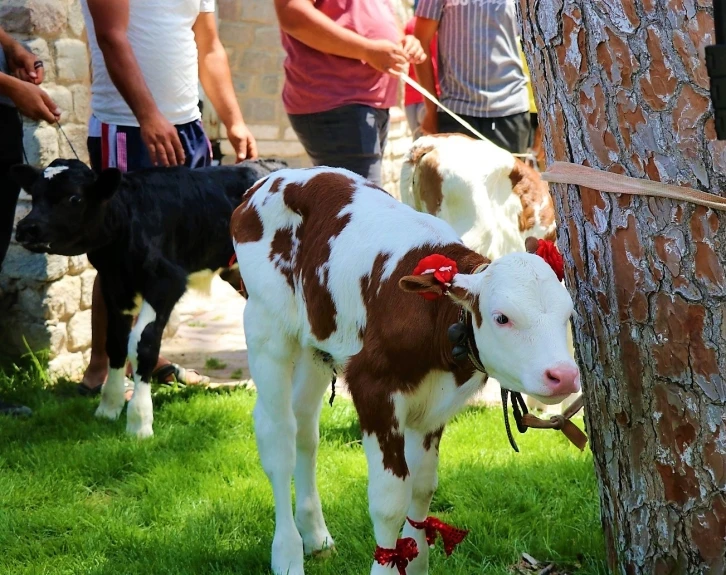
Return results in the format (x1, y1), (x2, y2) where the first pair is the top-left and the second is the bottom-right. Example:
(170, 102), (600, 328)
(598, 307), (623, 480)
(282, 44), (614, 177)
(151, 363), (210, 387)
(78, 378), (134, 397)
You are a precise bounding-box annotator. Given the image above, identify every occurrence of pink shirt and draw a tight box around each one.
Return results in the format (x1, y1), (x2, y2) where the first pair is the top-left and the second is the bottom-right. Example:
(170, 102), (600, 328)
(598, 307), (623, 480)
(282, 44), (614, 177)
(281, 0), (401, 115)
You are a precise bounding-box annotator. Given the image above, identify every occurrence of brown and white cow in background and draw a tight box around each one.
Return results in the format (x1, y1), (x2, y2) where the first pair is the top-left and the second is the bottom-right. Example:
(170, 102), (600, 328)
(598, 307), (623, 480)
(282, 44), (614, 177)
(231, 166), (580, 575)
(400, 133), (578, 413)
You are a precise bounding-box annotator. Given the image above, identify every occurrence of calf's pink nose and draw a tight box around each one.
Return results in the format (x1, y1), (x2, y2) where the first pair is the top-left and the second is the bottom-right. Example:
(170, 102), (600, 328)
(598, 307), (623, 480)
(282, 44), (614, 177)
(544, 364), (580, 395)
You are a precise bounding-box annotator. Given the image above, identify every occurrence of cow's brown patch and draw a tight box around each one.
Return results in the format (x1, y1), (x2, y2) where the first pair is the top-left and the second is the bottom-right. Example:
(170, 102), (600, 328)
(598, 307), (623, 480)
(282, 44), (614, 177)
(423, 427), (444, 452)
(508, 159), (556, 234)
(230, 202), (263, 244)
(417, 149), (444, 215)
(269, 227), (295, 289)
(347, 244), (487, 476)
(282, 172), (358, 341)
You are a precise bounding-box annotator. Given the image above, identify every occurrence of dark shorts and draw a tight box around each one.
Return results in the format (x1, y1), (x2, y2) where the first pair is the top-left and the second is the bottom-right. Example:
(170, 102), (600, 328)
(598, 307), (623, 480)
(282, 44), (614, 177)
(287, 104), (389, 186)
(437, 110), (531, 155)
(0, 105), (24, 273)
(87, 115), (212, 174)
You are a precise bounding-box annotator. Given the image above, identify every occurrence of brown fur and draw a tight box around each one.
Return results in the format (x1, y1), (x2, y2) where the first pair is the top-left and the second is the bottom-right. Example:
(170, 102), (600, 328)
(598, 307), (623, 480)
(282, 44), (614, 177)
(347, 244), (487, 477)
(508, 159), (556, 237)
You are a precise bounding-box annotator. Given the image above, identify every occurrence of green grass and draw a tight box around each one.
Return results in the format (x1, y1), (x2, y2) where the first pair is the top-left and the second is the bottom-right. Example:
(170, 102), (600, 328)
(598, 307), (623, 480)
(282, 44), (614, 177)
(230, 369), (244, 380)
(204, 357), (228, 371)
(0, 360), (606, 575)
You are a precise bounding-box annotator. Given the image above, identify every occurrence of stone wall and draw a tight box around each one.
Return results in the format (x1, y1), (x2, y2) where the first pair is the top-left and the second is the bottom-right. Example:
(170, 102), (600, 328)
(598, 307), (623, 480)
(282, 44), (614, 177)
(0, 0), (94, 377)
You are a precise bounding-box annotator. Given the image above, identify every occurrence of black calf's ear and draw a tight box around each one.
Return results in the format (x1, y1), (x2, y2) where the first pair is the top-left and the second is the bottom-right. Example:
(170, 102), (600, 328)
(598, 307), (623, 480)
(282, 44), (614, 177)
(92, 168), (123, 202)
(9, 164), (42, 193)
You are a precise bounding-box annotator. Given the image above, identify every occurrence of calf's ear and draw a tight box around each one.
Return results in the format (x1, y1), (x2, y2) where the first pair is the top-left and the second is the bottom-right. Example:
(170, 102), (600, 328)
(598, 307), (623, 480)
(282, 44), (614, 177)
(9, 164), (42, 193)
(91, 168), (123, 202)
(399, 274), (445, 299)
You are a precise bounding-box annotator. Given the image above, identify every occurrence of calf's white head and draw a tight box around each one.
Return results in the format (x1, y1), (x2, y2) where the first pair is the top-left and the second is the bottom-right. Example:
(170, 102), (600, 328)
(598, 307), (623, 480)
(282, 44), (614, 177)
(400, 250), (579, 405)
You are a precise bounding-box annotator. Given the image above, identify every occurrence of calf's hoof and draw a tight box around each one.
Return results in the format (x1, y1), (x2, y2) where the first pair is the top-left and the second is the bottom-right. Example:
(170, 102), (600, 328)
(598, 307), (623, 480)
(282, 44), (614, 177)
(311, 544), (336, 559)
(272, 532), (305, 575)
(95, 399), (124, 421)
(126, 420), (154, 439)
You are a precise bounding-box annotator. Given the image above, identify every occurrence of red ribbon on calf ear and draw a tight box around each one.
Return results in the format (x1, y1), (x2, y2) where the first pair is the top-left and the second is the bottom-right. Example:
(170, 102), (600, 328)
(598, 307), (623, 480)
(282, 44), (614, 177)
(530, 239), (564, 282)
(407, 516), (469, 556)
(412, 254), (458, 301)
(374, 538), (419, 574)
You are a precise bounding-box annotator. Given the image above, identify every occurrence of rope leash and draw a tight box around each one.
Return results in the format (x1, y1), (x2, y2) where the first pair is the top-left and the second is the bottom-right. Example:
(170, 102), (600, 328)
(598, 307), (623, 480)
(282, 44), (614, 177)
(399, 73), (537, 164)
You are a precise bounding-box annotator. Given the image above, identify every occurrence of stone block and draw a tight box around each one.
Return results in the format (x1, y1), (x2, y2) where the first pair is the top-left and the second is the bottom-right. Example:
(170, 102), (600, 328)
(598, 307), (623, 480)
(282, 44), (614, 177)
(58, 123), (89, 163)
(219, 21), (255, 46)
(258, 74), (281, 96)
(17, 285), (46, 320)
(242, 98), (277, 124)
(248, 124), (279, 140)
(239, 50), (279, 75)
(1, 245), (68, 282)
(48, 351), (85, 380)
(55, 38), (90, 83)
(256, 140), (306, 158)
(68, 255), (88, 275)
(67, 309), (92, 351)
(240, 0), (277, 24)
(253, 26), (283, 50)
(218, 0), (240, 21)
(283, 126), (298, 141)
(0, 313), (49, 356)
(0, 0), (67, 36)
(390, 135), (413, 158)
(43, 84), (73, 124)
(67, 0), (85, 37)
(70, 84), (90, 125)
(79, 269), (96, 310)
(25, 37), (54, 82)
(48, 322), (67, 356)
(45, 275), (81, 321)
(22, 124), (59, 167)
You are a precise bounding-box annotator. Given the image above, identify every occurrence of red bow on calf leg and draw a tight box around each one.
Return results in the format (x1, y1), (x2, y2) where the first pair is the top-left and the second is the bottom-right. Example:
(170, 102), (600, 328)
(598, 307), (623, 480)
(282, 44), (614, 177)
(374, 537), (419, 574)
(407, 516), (469, 556)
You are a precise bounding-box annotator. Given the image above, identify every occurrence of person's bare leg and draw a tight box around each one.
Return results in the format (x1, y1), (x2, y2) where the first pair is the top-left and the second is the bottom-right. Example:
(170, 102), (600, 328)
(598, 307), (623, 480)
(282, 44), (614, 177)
(81, 275), (109, 391)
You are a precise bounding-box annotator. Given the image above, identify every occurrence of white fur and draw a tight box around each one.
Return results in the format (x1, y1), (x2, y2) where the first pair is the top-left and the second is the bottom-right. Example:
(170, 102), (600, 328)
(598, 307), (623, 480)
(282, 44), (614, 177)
(126, 301), (156, 438)
(400, 134), (549, 260)
(234, 167), (579, 574)
(95, 367), (126, 420)
(43, 165), (69, 180)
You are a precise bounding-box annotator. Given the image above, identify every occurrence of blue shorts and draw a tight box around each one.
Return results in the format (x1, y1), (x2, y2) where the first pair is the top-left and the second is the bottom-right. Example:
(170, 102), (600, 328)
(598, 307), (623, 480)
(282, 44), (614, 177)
(87, 115), (212, 174)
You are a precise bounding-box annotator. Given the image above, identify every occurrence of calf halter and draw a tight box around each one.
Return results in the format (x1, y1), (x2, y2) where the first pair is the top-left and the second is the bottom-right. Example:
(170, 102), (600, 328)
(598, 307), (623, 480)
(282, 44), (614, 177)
(447, 262), (529, 452)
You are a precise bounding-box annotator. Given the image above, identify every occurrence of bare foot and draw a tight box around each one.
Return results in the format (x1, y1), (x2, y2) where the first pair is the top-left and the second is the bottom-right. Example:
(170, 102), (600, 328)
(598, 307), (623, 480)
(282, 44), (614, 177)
(79, 360), (109, 395)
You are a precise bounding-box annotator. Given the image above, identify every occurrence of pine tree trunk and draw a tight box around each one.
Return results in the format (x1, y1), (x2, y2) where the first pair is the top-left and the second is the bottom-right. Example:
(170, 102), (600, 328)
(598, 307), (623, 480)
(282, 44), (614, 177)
(519, 2), (726, 573)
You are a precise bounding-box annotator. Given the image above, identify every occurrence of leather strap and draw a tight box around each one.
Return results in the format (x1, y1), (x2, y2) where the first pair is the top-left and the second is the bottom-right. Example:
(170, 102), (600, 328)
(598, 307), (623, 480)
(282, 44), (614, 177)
(542, 162), (726, 211)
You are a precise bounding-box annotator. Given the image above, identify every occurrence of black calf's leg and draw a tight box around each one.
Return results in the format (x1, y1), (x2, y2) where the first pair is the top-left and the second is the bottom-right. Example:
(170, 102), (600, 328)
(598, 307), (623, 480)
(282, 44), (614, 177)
(95, 307), (132, 421)
(125, 273), (187, 438)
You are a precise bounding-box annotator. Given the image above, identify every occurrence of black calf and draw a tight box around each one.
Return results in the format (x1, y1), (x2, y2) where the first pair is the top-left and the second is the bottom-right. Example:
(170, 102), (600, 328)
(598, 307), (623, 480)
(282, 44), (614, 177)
(11, 157), (285, 437)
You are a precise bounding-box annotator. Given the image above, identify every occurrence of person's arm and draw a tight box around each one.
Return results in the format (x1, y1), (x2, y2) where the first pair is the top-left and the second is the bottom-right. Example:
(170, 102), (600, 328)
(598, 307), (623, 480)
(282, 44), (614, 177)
(413, 17), (440, 135)
(274, 0), (408, 75)
(0, 27), (43, 84)
(0, 73), (60, 122)
(193, 12), (257, 162)
(86, 0), (185, 166)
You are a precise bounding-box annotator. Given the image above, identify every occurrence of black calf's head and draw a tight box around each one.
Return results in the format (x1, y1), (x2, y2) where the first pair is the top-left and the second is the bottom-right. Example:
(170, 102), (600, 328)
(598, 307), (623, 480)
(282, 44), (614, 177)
(11, 159), (122, 256)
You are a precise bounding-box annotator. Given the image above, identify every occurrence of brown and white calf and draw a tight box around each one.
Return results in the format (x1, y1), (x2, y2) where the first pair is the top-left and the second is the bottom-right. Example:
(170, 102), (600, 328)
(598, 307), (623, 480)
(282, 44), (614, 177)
(231, 167), (580, 575)
(400, 133), (556, 261)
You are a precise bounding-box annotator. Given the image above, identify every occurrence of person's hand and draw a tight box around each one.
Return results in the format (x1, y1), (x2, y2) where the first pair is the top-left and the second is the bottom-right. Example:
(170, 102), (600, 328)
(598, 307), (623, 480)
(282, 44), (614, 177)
(420, 107), (438, 135)
(6, 42), (44, 85)
(401, 35), (426, 65)
(227, 122), (258, 162)
(6, 78), (60, 123)
(362, 39), (408, 76)
(139, 111), (186, 167)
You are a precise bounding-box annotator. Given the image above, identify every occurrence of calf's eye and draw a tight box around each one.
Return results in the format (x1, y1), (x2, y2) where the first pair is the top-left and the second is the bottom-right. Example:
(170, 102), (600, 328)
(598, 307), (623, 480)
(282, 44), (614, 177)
(68, 195), (83, 205)
(494, 314), (510, 325)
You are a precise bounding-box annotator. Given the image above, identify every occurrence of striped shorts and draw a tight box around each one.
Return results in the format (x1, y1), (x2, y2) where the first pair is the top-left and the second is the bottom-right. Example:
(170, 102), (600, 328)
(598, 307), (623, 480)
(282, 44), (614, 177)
(87, 115), (212, 174)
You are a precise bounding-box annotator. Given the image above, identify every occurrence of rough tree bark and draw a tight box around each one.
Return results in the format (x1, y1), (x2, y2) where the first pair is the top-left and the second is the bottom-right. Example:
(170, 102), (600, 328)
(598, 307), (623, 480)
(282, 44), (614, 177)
(519, 1), (726, 573)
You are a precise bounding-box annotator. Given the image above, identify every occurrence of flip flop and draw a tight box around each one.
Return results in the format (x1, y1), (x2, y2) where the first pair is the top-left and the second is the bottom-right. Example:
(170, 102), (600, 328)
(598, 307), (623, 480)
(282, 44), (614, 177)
(151, 363), (210, 387)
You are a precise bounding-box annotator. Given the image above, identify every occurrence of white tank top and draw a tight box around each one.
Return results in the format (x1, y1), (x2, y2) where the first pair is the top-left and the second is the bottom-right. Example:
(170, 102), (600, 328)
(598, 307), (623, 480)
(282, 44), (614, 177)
(80, 0), (215, 127)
